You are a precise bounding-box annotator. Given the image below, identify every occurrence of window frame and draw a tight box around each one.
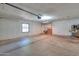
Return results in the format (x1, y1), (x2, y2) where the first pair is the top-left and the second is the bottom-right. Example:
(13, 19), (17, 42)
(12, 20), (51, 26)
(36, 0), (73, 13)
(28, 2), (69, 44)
(22, 23), (30, 33)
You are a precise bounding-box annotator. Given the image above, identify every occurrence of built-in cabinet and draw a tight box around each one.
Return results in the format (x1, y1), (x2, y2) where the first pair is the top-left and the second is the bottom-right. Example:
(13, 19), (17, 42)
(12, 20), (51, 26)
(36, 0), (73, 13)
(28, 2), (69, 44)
(70, 24), (79, 37)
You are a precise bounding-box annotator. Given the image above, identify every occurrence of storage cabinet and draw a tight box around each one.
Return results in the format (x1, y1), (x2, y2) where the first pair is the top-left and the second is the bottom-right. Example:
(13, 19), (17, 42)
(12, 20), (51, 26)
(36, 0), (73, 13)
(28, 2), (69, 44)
(70, 24), (79, 37)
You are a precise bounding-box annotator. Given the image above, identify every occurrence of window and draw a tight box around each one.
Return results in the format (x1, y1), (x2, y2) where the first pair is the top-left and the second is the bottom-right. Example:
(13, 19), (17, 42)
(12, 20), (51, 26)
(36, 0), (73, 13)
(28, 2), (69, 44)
(22, 24), (29, 32)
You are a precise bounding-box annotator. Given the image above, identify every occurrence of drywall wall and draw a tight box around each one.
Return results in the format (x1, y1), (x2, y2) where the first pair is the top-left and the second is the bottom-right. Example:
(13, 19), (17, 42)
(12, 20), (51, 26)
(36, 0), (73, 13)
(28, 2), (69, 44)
(0, 19), (42, 40)
(52, 19), (79, 36)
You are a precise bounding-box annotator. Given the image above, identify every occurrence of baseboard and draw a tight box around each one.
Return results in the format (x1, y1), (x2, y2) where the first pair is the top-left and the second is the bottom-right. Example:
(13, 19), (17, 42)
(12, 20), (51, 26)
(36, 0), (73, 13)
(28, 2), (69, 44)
(53, 34), (71, 38)
(0, 33), (43, 40)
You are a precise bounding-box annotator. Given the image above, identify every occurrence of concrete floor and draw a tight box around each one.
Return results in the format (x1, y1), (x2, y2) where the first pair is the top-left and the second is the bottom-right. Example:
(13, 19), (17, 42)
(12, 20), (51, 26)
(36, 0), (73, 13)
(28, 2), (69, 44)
(0, 35), (79, 56)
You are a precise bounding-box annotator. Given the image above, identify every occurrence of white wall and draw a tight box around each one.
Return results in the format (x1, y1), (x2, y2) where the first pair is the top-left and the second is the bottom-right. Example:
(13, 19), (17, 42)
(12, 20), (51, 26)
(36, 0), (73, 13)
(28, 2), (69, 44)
(0, 4), (42, 40)
(0, 19), (42, 40)
(52, 19), (79, 36)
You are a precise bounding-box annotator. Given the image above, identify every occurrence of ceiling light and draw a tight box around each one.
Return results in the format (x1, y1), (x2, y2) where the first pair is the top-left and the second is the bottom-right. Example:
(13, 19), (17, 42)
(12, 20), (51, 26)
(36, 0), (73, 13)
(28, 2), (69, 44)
(38, 15), (56, 21)
(41, 16), (52, 20)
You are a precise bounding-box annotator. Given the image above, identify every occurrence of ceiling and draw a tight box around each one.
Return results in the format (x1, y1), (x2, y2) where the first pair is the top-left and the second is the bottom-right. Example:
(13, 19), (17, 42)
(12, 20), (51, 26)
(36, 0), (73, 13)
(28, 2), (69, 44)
(0, 3), (79, 23)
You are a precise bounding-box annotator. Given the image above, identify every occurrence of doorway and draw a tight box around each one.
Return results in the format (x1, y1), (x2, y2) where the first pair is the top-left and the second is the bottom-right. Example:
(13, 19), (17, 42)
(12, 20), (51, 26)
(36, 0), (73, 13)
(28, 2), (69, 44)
(41, 23), (52, 35)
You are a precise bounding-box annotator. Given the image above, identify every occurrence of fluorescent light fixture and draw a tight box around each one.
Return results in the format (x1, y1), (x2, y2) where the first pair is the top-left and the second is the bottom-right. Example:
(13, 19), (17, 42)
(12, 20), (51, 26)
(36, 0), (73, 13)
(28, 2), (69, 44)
(41, 16), (52, 20)
(39, 15), (56, 21)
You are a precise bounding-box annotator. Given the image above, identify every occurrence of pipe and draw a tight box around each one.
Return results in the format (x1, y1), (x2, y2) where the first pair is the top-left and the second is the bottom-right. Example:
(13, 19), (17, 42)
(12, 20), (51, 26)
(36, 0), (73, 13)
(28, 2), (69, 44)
(5, 3), (41, 19)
